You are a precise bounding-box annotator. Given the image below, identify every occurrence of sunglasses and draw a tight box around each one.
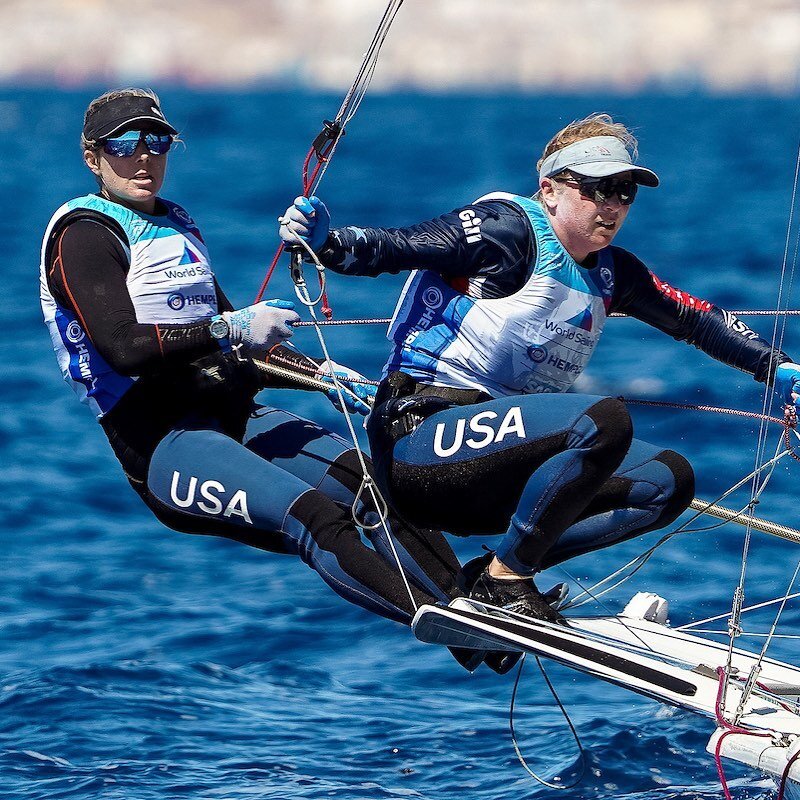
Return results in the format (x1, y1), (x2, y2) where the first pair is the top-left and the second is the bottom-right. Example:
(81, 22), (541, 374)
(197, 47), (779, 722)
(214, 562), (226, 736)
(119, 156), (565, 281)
(559, 173), (638, 206)
(101, 130), (174, 158)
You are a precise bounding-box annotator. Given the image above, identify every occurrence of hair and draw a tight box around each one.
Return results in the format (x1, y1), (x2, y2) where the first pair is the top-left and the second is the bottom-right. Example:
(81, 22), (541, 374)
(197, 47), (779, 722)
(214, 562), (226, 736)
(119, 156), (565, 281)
(533, 113), (638, 200)
(536, 113), (638, 174)
(80, 87), (162, 150)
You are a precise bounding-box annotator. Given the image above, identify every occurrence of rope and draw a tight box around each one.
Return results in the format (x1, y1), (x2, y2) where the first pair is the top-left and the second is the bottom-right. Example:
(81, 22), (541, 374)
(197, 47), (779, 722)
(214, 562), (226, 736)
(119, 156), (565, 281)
(623, 397), (786, 426)
(509, 655), (586, 789)
(255, 0), (405, 310)
(719, 123), (800, 729)
(288, 309), (800, 328)
(778, 748), (800, 800)
(282, 228), (418, 614)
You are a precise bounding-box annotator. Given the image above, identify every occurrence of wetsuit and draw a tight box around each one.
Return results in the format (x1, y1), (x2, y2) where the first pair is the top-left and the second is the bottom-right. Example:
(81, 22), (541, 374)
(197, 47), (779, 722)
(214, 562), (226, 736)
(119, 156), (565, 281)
(40, 194), (463, 624)
(317, 192), (790, 574)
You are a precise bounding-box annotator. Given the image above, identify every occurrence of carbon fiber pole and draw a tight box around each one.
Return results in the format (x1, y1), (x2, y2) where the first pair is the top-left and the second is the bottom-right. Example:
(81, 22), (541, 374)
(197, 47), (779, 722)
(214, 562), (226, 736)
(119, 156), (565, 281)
(690, 499), (800, 545)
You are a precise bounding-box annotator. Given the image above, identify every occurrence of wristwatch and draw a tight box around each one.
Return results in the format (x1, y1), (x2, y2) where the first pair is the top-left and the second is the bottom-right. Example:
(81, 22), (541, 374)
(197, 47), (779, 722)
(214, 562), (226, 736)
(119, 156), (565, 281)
(209, 315), (232, 353)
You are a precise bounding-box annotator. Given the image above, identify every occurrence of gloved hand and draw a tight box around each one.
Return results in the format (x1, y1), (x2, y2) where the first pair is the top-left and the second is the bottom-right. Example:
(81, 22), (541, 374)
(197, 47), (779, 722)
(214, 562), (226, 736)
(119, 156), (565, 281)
(775, 362), (800, 409)
(279, 195), (330, 253)
(315, 360), (376, 415)
(217, 299), (300, 354)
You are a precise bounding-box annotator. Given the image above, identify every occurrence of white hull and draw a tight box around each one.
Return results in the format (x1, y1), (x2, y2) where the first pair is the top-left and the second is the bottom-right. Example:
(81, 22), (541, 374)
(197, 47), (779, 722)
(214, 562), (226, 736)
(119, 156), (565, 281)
(412, 598), (800, 784)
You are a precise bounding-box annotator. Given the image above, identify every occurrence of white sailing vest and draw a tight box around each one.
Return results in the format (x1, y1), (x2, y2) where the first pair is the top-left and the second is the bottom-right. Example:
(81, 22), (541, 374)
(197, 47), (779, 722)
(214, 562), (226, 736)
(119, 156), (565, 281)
(384, 192), (615, 397)
(40, 194), (218, 419)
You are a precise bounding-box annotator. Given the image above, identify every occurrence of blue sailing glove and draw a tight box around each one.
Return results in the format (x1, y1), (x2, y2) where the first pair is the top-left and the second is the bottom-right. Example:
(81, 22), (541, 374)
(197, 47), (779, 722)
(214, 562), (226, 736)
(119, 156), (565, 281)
(315, 361), (376, 415)
(775, 362), (800, 409)
(216, 299), (300, 354)
(279, 195), (331, 253)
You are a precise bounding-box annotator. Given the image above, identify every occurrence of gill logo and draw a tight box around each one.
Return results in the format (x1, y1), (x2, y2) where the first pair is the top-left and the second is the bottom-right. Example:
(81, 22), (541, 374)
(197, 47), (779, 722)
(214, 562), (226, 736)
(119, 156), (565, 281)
(433, 407), (526, 457)
(169, 471), (253, 524)
(459, 208), (482, 244)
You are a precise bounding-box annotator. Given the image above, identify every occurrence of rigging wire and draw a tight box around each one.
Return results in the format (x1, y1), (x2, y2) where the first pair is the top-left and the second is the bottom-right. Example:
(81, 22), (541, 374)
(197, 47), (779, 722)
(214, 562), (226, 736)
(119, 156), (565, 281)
(720, 129), (800, 720)
(564, 436), (791, 611)
(679, 591), (800, 631)
(509, 655), (587, 789)
(732, 560), (800, 724)
(255, 0), (405, 309)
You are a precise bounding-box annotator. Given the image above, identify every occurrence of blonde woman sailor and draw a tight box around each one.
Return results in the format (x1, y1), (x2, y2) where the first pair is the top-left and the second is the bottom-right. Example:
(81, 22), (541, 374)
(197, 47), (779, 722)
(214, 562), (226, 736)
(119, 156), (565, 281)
(280, 113), (800, 629)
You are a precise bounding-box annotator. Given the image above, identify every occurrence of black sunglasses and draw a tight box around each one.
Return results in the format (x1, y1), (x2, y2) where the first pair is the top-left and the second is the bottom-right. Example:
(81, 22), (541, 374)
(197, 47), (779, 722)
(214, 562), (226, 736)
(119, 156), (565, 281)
(558, 173), (638, 206)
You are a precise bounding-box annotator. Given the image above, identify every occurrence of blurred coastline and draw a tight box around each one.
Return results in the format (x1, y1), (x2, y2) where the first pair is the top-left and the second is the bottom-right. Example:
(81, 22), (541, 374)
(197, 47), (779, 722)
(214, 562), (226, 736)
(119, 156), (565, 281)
(2, 0), (799, 93)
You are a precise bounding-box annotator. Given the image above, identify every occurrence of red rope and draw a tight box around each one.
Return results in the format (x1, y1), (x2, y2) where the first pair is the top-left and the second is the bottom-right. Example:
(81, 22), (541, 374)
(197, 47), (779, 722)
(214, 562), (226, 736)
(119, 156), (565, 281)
(255, 138), (335, 319)
(778, 748), (800, 800)
(713, 667), (775, 800)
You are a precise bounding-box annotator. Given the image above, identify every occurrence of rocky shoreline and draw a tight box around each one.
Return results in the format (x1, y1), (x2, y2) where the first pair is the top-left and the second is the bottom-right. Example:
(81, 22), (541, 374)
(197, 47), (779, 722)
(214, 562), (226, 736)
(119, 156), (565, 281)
(3, 0), (799, 92)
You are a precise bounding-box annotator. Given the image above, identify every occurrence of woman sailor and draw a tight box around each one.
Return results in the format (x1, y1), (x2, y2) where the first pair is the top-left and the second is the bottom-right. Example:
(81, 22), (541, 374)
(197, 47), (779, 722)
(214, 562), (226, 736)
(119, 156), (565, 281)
(40, 88), (466, 627)
(280, 113), (800, 623)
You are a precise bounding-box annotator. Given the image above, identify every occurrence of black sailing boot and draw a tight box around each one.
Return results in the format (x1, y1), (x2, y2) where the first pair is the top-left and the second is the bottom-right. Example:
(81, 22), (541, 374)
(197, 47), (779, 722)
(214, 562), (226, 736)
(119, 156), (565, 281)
(469, 571), (566, 624)
(480, 578), (570, 674)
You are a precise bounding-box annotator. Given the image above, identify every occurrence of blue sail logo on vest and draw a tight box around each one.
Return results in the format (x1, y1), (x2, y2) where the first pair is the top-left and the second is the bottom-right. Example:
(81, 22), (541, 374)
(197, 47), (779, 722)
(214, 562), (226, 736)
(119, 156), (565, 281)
(566, 306), (594, 332)
(433, 407), (527, 458)
(179, 243), (201, 265)
(164, 243), (209, 279)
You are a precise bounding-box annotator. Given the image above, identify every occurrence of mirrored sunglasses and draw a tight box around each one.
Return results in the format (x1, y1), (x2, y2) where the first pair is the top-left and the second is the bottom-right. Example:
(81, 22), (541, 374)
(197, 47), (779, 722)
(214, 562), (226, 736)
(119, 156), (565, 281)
(101, 130), (174, 158)
(561, 173), (638, 206)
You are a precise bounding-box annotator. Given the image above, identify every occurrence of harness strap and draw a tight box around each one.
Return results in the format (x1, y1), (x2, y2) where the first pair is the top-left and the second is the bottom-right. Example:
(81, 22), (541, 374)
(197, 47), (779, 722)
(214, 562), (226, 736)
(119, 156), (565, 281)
(378, 371), (491, 441)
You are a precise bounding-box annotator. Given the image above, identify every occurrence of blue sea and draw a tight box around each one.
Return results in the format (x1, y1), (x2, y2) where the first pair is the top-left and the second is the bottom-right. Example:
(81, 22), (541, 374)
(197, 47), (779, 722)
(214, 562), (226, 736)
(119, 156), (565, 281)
(2, 89), (800, 799)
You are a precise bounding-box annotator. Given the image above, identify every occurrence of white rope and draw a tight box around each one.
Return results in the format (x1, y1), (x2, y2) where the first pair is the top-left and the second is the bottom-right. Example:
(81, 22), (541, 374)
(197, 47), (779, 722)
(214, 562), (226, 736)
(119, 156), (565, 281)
(678, 591), (800, 631)
(283, 230), (419, 614)
(565, 439), (790, 611)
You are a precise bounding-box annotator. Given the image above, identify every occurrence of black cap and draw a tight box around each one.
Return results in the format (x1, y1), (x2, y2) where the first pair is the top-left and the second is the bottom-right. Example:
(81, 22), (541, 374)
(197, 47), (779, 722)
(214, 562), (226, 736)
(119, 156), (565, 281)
(83, 94), (178, 143)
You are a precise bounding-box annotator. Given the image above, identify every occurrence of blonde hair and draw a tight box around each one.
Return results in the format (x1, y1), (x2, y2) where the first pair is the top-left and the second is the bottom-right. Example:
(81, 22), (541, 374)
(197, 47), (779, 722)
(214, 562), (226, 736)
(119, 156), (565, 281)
(536, 113), (639, 174)
(81, 87), (162, 150)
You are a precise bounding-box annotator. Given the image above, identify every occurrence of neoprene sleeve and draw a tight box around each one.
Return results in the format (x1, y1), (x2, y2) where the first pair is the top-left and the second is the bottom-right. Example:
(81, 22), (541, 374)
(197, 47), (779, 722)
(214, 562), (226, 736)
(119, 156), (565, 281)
(320, 198), (791, 382)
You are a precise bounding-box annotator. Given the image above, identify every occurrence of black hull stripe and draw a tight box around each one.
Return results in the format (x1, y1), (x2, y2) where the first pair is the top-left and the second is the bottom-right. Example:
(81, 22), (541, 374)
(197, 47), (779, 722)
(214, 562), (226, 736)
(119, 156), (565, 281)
(453, 608), (698, 697)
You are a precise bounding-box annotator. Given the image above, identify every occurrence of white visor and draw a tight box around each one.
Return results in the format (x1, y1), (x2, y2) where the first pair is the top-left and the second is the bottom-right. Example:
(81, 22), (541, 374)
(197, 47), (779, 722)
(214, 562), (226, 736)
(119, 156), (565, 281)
(539, 136), (659, 187)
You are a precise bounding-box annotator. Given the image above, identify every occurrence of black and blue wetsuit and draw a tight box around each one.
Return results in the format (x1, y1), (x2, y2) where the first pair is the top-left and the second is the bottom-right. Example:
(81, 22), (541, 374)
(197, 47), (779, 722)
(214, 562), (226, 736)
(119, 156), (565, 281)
(317, 193), (790, 574)
(41, 200), (463, 624)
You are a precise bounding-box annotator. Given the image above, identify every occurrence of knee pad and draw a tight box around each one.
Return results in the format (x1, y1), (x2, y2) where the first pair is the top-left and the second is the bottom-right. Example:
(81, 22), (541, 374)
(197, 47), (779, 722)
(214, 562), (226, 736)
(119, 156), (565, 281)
(583, 397), (634, 462)
(654, 449), (695, 525)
